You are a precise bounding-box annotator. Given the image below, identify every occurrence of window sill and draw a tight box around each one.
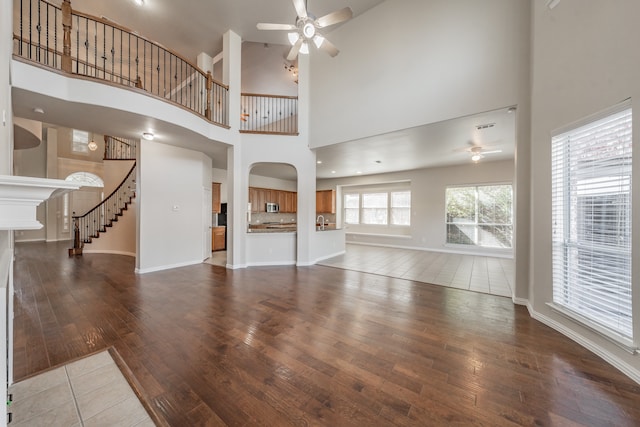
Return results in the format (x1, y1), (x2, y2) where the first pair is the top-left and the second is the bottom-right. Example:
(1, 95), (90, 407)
(546, 302), (637, 354)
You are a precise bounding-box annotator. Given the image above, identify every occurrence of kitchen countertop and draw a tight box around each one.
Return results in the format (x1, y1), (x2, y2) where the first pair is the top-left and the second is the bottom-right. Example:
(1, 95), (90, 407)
(247, 222), (341, 233)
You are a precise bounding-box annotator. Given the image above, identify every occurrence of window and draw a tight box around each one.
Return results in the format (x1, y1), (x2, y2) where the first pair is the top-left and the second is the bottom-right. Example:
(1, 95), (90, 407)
(362, 192), (388, 225)
(343, 187), (411, 227)
(65, 172), (104, 187)
(551, 103), (633, 342)
(72, 129), (89, 153)
(391, 191), (411, 225)
(344, 193), (360, 224)
(445, 184), (512, 248)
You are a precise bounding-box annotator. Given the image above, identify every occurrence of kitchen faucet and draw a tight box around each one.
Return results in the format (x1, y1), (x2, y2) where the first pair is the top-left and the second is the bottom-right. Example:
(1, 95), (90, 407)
(316, 215), (325, 231)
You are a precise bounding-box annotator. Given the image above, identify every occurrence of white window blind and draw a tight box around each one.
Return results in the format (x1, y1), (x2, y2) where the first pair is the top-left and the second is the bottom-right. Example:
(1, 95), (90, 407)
(551, 105), (633, 340)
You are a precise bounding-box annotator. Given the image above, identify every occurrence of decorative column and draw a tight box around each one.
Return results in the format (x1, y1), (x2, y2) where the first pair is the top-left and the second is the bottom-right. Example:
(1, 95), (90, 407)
(61, 0), (72, 72)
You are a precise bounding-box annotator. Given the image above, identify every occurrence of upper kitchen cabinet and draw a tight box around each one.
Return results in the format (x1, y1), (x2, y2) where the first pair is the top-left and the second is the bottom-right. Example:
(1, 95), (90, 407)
(212, 182), (221, 213)
(316, 190), (335, 214)
(249, 187), (297, 213)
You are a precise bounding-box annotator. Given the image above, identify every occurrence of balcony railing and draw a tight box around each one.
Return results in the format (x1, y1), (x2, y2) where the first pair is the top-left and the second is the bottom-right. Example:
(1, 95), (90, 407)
(13, 0), (228, 127)
(104, 135), (137, 160)
(240, 93), (298, 135)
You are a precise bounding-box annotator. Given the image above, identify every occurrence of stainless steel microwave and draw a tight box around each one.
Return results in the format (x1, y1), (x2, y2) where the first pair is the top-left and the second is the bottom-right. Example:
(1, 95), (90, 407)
(266, 202), (279, 213)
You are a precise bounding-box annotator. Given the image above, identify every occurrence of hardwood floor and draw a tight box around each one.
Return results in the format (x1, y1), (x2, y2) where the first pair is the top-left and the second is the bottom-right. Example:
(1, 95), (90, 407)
(13, 241), (640, 426)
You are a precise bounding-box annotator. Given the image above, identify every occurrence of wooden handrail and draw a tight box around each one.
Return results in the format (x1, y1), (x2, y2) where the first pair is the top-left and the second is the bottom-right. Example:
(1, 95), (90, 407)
(73, 162), (136, 219)
(70, 9), (227, 90)
(15, 0), (229, 126)
(241, 92), (298, 100)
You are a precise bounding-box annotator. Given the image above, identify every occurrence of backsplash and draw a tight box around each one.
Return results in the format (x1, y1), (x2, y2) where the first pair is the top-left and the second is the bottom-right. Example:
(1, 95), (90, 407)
(251, 213), (297, 224)
(250, 213), (336, 224)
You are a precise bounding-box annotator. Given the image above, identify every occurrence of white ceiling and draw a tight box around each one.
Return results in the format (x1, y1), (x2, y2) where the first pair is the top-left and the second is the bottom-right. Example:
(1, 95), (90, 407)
(13, 0), (516, 182)
(64, 0), (386, 60)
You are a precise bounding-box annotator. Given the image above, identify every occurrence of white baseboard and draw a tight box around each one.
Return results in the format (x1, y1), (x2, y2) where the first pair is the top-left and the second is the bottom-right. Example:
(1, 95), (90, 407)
(313, 250), (346, 264)
(225, 263), (247, 270)
(135, 259), (202, 274)
(512, 297), (528, 306)
(246, 260), (296, 267)
(14, 238), (46, 243)
(83, 249), (135, 257)
(528, 304), (640, 385)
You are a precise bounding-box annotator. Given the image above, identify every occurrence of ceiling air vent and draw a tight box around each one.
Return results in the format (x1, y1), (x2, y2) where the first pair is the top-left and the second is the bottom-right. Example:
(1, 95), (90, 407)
(475, 123), (496, 130)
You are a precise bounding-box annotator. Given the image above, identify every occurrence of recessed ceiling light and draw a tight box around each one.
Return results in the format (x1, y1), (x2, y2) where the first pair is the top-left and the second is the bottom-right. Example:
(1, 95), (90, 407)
(356, 171), (362, 174)
(134, 0), (144, 6)
(317, 160), (322, 164)
(33, 107), (44, 114)
(331, 170), (336, 174)
(507, 107), (517, 114)
(142, 132), (154, 140)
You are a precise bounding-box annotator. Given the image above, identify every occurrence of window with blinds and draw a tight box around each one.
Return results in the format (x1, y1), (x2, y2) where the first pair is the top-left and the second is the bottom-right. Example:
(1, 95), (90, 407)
(551, 103), (633, 342)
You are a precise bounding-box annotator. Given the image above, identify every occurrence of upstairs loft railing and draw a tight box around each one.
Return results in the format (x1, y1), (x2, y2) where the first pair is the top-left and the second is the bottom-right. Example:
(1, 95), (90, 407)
(104, 135), (136, 160)
(69, 160), (136, 256)
(13, 0), (229, 127)
(240, 93), (298, 135)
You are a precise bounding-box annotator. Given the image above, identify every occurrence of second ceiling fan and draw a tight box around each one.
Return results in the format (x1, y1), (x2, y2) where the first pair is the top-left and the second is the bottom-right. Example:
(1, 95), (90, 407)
(257, 0), (353, 60)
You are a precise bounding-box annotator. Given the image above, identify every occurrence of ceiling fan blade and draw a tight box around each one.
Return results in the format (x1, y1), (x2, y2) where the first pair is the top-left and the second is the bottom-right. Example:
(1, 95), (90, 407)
(318, 37), (340, 57)
(316, 7), (353, 28)
(481, 150), (503, 155)
(257, 23), (297, 31)
(287, 38), (303, 61)
(292, 0), (308, 19)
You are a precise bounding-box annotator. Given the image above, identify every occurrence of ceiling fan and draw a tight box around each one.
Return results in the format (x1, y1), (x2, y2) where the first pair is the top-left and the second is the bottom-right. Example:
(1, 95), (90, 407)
(257, 0), (353, 61)
(468, 146), (502, 163)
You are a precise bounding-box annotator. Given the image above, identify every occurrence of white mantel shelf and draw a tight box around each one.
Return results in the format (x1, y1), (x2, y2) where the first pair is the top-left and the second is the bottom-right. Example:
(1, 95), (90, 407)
(0, 175), (80, 230)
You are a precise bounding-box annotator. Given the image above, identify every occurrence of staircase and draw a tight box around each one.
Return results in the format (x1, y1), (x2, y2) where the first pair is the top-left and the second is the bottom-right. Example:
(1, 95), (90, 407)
(69, 136), (137, 256)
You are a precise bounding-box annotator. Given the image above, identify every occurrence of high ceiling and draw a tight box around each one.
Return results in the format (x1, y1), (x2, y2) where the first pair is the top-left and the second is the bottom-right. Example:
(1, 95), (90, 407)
(15, 0), (517, 181)
(63, 0), (386, 60)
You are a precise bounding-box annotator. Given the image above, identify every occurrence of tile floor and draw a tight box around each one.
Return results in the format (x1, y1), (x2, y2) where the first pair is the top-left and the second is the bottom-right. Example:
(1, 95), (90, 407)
(318, 244), (514, 297)
(8, 350), (154, 427)
(205, 250), (227, 267)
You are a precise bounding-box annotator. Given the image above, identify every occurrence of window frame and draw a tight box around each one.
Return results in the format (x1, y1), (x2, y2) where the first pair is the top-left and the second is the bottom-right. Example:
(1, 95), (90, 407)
(550, 100), (635, 349)
(342, 185), (411, 228)
(444, 183), (513, 249)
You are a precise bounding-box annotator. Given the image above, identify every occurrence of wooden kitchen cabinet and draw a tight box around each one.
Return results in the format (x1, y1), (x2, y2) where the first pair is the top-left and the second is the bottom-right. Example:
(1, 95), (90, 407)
(212, 182), (221, 213)
(212, 226), (226, 251)
(316, 189), (335, 214)
(249, 187), (297, 213)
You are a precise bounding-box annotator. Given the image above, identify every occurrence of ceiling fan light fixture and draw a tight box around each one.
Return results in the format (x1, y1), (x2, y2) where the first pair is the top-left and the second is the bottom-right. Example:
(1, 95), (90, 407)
(302, 22), (316, 39)
(287, 32), (300, 45)
(299, 42), (309, 55)
(471, 153), (483, 163)
(313, 35), (325, 48)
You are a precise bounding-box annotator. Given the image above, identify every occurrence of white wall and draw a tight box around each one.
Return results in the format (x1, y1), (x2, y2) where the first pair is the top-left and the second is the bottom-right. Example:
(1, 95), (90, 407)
(530, 0), (640, 382)
(309, 0), (530, 148)
(13, 135), (47, 242)
(309, 0), (531, 300)
(242, 42), (298, 96)
(137, 141), (212, 273)
(248, 173), (296, 192)
(319, 159), (514, 256)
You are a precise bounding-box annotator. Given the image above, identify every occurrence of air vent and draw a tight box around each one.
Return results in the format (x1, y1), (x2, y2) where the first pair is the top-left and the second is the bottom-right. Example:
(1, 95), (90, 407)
(475, 123), (496, 130)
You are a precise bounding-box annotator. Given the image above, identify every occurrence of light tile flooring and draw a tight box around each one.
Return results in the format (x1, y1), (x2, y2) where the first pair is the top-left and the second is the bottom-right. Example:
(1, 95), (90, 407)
(206, 250), (227, 267)
(319, 244), (514, 298)
(8, 350), (154, 427)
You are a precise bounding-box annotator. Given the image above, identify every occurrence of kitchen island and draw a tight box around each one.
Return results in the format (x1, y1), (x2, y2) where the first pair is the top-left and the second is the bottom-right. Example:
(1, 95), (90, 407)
(245, 223), (346, 267)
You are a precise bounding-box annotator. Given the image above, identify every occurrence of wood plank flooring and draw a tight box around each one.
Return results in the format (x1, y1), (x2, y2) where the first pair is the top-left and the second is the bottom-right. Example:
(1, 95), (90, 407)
(13, 241), (640, 426)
